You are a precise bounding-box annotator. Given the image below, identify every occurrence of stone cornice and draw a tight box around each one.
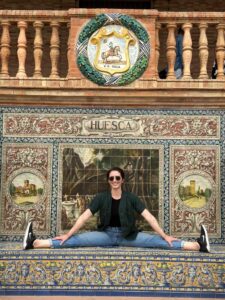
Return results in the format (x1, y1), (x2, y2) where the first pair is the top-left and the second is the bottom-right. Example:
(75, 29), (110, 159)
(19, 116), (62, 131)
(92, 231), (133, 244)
(0, 80), (225, 108)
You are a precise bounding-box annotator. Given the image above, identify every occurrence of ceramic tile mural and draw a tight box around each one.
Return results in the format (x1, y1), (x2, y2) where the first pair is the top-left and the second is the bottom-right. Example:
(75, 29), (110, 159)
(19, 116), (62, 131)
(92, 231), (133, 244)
(0, 143), (52, 236)
(57, 144), (164, 234)
(0, 107), (224, 244)
(170, 145), (221, 238)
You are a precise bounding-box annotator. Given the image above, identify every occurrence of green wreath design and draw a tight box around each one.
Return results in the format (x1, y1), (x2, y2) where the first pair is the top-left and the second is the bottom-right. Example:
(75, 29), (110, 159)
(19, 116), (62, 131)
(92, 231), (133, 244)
(77, 14), (150, 86)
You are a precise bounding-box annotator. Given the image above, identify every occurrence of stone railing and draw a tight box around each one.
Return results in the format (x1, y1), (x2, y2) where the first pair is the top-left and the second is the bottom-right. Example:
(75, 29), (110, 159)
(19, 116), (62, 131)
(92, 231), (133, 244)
(0, 9), (224, 82)
(0, 10), (69, 79)
(157, 12), (225, 80)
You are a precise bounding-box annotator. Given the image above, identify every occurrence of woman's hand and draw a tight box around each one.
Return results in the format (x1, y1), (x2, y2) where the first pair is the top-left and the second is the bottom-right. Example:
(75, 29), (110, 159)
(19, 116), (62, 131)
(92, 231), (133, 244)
(52, 234), (70, 245)
(164, 234), (179, 247)
(51, 209), (93, 246)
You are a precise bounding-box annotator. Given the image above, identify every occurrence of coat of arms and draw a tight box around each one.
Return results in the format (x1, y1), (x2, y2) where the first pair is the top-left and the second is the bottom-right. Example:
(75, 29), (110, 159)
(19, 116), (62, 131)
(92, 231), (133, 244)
(77, 14), (150, 86)
(88, 26), (137, 75)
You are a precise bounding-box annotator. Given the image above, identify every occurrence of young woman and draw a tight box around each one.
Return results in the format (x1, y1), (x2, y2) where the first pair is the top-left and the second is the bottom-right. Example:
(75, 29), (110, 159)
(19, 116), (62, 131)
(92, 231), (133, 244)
(23, 167), (210, 252)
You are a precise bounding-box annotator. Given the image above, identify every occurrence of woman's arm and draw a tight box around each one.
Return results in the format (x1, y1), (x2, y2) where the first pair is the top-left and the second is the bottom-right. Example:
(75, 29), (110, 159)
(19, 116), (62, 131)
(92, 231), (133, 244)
(53, 208), (93, 245)
(141, 208), (178, 246)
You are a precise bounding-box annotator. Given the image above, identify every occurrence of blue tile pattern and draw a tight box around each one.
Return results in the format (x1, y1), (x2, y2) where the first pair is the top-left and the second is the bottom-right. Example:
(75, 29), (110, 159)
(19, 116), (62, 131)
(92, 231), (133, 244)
(0, 243), (224, 297)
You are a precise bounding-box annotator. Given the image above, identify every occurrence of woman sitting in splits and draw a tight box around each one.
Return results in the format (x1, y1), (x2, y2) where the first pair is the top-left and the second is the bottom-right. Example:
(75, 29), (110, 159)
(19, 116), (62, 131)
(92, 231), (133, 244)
(23, 166), (210, 253)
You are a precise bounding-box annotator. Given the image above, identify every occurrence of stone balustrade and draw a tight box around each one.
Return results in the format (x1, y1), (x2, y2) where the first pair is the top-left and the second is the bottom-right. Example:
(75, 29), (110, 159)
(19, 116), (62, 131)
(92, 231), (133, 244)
(157, 12), (225, 80)
(0, 10), (69, 79)
(0, 9), (224, 81)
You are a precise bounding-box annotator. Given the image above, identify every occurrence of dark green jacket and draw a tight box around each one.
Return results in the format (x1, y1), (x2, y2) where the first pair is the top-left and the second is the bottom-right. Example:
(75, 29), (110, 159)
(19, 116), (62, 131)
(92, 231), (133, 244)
(88, 190), (146, 240)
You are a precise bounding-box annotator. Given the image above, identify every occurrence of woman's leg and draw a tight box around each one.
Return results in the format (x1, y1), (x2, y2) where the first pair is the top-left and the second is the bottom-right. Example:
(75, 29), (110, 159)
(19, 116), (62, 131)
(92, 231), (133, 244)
(120, 232), (184, 250)
(33, 233), (200, 250)
(24, 221), (115, 249)
(33, 239), (52, 248)
(182, 241), (200, 251)
(120, 233), (201, 251)
(40, 231), (115, 249)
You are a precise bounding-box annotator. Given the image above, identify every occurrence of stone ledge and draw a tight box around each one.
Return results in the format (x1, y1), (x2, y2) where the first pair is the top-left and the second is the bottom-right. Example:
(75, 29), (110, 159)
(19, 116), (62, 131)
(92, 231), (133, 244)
(0, 80), (225, 108)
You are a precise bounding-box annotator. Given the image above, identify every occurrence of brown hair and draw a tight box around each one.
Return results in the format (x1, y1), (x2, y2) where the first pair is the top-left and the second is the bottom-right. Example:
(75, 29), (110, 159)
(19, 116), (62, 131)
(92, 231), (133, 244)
(106, 167), (125, 180)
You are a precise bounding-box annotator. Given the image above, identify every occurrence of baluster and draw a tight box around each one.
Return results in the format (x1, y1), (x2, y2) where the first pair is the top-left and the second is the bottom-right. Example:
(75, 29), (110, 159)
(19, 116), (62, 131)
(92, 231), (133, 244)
(16, 21), (27, 78)
(67, 21), (71, 78)
(33, 21), (44, 78)
(0, 21), (10, 77)
(216, 24), (225, 79)
(50, 21), (60, 78)
(182, 23), (192, 79)
(155, 23), (161, 79)
(198, 22), (209, 79)
(166, 22), (176, 79)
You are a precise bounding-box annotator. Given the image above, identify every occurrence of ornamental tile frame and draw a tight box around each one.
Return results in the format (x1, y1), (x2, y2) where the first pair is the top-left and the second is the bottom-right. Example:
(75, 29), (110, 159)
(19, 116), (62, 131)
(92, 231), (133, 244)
(3, 113), (220, 140)
(57, 143), (164, 234)
(170, 145), (221, 238)
(0, 143), (53, 236)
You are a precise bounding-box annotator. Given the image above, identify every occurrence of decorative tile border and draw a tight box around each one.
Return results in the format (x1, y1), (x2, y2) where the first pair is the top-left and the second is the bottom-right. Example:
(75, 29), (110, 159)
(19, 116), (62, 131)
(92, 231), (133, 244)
(3, 113), (220, 139)
(170, 145), (221, 238)
(0, 247), (225, 296)
(0, 143), (52, 236)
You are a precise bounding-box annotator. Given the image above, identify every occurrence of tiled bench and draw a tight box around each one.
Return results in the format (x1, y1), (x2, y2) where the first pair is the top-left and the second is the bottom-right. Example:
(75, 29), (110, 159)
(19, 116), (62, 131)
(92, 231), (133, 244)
(0, 243), (225, 298)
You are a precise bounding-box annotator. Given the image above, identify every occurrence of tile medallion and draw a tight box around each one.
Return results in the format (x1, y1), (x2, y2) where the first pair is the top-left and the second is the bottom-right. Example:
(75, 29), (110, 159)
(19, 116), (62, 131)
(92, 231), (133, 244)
(170, 145), (221, 238)
(76, 13), (150, 86)
(0, 143), (52, 236)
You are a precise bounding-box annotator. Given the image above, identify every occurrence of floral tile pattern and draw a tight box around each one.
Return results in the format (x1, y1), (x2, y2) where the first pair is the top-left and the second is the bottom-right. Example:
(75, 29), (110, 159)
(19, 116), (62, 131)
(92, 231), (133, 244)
(3, 113), (220, 139)
(0, 143), (52, 236)
(170, 145), (221, 238)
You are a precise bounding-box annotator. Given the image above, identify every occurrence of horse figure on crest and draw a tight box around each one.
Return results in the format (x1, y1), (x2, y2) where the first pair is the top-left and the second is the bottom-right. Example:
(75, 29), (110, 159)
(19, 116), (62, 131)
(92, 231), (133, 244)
(101, 42), (122, 63)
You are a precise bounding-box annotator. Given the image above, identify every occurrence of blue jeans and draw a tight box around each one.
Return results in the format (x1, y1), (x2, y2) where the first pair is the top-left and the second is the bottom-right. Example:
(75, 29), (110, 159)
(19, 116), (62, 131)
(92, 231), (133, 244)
(50, 227), (184, 250)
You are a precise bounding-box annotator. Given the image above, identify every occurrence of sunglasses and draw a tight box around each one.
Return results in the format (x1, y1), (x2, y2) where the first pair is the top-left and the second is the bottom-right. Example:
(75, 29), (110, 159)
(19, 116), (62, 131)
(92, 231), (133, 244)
(108, 176), (121, 181)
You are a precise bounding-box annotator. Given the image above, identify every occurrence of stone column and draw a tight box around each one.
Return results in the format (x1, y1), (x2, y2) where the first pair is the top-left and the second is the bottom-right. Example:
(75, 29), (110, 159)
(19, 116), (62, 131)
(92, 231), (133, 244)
(16, 21), (27, 78)
(50, 21), (60, 79)
(182, 23), (192, 80)
(0, 21), (10, 77)
(166, 22), (176, 79)
(198, 22), (208, 79)
(216, 24), (225, 79)
(33, 21), (44, 78)
(67, 12), (89, 78)
(155, 23), (161, 79)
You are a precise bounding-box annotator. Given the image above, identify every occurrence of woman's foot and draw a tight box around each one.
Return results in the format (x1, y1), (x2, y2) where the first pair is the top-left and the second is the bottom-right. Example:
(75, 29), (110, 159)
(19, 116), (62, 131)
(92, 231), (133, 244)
(197, 225), (210, 253)
(23, 222), (36, 250)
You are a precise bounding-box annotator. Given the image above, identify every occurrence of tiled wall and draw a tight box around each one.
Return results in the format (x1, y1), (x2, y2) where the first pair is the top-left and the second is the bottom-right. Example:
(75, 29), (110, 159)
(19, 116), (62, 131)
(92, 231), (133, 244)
(0, 106), (224, 244)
